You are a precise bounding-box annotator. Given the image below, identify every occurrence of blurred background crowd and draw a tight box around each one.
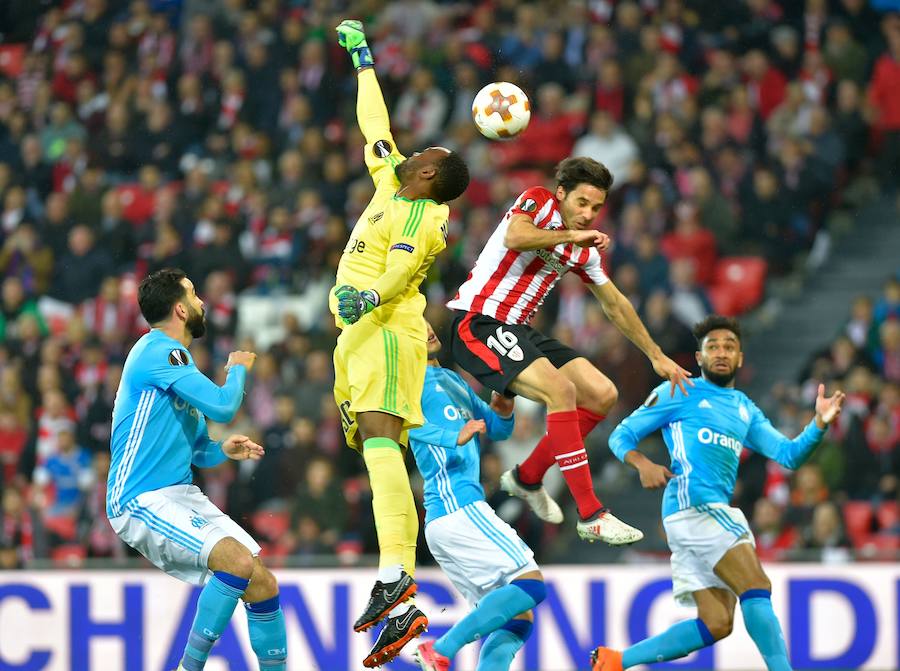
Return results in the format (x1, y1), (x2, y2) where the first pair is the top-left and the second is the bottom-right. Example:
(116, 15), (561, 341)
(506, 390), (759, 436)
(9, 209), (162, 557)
(0, 0), (898, 570)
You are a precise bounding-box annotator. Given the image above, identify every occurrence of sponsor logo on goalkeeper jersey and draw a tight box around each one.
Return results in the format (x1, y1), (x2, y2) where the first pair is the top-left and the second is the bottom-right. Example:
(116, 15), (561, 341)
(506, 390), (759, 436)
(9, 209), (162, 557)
(697, 427), (743, 455)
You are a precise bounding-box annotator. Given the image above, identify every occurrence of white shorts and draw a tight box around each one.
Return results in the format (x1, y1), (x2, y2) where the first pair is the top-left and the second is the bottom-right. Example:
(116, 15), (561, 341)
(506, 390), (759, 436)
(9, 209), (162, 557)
(109, 484), (260, 585)
(425, 500), (539, 607)
(663, 503), (755, 607)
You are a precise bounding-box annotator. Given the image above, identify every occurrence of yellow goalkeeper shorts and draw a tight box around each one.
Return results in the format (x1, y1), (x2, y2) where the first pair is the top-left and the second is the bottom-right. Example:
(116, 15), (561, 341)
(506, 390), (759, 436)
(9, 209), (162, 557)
(333, 320), (427, 452)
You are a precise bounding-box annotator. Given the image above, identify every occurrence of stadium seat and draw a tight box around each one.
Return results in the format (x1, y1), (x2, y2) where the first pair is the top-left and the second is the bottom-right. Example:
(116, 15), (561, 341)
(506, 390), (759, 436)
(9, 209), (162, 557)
(876, 501), (899, 531)
(707, 284), (740, 317)
(251, 510), (291, 541)
(859, 533), (900, 560)
(710, 256), (768, 315)
(51, 544), (87, 566)
(44, 515), (78, 541)
(843, 501), (875, 547)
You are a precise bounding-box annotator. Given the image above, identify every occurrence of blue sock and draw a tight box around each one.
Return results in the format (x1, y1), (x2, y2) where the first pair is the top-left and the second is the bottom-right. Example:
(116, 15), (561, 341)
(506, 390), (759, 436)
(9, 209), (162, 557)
(181, 572), (249, 671)
(622, 619), (714, 668)
(476, 619), (533, 671)
(434, 579), (545, 659)
(740, 590), (792, 671)
(246, 595), (287, 671)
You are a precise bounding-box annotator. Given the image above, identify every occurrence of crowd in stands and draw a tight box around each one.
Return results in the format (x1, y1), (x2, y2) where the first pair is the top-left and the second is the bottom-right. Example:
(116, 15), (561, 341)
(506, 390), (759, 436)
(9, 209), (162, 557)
(0, 0), (899, 568)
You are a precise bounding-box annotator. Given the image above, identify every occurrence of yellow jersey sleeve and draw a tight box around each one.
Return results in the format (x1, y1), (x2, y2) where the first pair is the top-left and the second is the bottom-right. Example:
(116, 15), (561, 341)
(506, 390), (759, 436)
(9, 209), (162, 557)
(356, 68), (406, 190)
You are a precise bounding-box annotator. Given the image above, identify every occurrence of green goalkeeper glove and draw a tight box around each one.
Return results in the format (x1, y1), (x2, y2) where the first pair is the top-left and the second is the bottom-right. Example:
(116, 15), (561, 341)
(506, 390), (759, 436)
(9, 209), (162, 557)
(336, 19), (374, 71)
(334, 285), (379, 325)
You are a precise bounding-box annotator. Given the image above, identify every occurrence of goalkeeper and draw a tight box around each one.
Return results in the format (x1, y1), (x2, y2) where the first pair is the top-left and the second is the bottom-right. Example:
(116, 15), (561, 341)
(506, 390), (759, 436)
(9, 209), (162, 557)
(330, 19), (470, 669)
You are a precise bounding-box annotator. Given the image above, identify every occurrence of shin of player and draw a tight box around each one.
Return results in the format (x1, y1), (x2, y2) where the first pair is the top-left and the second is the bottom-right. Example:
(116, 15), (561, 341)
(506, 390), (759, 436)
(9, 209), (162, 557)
(331, 19), (470, 668)
(409, 323), (546, 671)
(591, 316), (845, 671)
(447, 157), (691, 544)
(105, 269), (286, 671)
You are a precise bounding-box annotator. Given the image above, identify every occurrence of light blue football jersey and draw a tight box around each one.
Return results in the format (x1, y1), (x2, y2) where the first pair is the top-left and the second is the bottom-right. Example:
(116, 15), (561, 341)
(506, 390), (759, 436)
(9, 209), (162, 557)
(106, 330), (245, 517)
(609, 377), (826, 518)
(409, 366), (514, 524)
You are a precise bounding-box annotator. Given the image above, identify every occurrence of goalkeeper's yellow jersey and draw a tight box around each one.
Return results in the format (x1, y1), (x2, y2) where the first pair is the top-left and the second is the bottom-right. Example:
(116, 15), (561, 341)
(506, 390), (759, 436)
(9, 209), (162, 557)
(331, 138), (449, 340)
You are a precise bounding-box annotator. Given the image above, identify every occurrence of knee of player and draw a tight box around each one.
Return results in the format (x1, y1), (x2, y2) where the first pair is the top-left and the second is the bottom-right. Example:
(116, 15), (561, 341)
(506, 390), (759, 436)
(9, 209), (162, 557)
(587, 380), (618, 413)
(701, 614), (734, 641)
(228, 547), (257, 580)
(544, 375), (576, 408)
(252, 564), (280, 599)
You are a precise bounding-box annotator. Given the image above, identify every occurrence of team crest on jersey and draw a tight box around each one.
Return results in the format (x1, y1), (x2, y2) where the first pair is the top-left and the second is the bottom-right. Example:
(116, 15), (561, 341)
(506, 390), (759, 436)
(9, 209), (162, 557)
(739, 404), (750, 423)
(519, 198), (537, 212)
(168, 349), (189, 366)
(373, 139), (393, 158)
(643, 391), (659, 407)
(190, 515), (209, 529)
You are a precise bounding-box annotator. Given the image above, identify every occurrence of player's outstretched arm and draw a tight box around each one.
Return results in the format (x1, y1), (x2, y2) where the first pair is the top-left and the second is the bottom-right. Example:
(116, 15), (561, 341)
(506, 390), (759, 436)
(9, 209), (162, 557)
(504, 215), (610, 252)
(589, 281), (693, 396)
(336, 20), (390, 145)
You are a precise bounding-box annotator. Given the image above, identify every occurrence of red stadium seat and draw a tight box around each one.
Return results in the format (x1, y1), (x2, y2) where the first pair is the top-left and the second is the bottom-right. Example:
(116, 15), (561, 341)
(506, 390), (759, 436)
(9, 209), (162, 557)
(843, 501), (874, 547)
(876, 501), (899, 531)
(44, 515), (78, 541)
(710, 256), (768, 315)
(251, 510), (291, 541)
(859, 533), (900, 560)
(51, 544), (87, 566)
(707, 284), (741, 317)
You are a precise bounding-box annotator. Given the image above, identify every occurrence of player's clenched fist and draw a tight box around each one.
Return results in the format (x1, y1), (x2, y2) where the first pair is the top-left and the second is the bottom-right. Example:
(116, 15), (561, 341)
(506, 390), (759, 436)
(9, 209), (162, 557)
(226, 350), (257, 372)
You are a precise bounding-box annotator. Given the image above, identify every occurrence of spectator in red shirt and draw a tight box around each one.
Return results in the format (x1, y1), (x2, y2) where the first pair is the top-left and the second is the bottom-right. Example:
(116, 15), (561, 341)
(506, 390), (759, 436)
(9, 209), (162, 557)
(869, 20), (900, 191)
(660, 200), (718, 285)
(743, 49), (788, 120)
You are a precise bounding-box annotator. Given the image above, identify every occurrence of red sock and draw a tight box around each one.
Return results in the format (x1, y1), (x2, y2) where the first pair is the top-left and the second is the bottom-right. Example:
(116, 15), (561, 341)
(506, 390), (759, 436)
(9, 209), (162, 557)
(577, 407), (605, 438)
(518, 408), (607, 485)
(519, 410), (602, 519)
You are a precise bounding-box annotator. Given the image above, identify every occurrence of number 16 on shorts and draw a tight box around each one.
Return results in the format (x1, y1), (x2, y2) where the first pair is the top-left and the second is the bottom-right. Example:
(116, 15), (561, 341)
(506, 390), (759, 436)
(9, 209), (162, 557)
(487, 326), (524, 362)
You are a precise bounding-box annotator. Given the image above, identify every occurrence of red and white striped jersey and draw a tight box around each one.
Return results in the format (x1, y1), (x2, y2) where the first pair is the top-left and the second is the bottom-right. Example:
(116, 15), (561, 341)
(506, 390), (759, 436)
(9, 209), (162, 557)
(447, 186), (609, 324)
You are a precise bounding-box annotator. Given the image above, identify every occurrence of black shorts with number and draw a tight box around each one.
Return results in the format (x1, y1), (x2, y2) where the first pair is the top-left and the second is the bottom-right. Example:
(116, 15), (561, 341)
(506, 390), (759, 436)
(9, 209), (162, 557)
(449, 310), (580, 396)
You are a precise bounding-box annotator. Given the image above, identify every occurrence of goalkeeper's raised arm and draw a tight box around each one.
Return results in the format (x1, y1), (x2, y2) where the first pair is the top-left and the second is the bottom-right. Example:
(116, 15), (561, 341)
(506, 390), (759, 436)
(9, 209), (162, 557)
(336, 20), (391, 146)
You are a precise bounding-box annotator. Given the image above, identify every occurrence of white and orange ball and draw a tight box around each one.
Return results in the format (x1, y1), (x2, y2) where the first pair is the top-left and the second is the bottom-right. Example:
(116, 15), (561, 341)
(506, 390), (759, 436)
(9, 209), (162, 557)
(471, 82), (531, 140)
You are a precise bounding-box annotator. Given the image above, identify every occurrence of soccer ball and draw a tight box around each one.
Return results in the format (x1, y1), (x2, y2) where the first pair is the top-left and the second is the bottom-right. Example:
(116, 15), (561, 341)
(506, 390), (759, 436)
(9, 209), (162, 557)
(471, 82), (531, 140)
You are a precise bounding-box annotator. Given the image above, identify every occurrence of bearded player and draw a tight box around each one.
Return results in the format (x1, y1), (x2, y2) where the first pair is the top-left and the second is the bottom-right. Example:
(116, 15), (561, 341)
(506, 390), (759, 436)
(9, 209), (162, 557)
(447, 157), (691, 543)
(330, 19), (470, 668)
(591, 316), (845, 671)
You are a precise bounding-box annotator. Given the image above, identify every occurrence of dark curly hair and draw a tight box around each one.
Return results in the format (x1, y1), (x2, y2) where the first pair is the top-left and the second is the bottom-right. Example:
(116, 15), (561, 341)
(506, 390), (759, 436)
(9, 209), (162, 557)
(692, 315), (742, 347)
(432, 151), (470, 203)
